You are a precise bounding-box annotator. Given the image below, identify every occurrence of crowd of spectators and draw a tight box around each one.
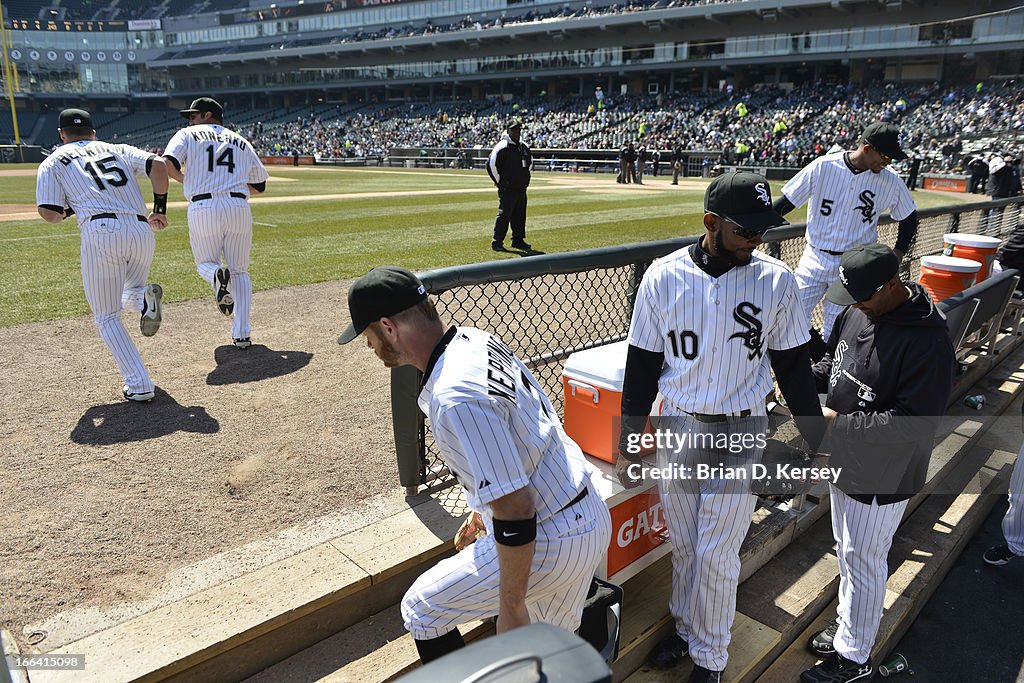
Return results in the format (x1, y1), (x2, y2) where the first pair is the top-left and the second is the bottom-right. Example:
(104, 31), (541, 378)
(230, 80), (1021, 180)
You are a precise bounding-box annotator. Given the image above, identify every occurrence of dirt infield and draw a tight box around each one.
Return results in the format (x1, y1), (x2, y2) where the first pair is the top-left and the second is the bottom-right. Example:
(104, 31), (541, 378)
(0, 278), (401, 650)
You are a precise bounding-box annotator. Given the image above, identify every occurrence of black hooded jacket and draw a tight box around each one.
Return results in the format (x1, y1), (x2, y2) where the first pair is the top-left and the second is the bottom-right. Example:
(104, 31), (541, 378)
(812, 282), (955, 504)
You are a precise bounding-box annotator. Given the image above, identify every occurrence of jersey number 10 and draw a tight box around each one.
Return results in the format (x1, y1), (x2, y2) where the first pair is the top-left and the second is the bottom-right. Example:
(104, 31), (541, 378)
(206, 145), (235, 173)
(666, 330), (699, 359)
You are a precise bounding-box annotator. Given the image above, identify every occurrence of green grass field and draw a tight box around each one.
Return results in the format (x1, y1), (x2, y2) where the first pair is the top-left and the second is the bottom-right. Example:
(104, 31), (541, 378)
(0, 166), (973, 327)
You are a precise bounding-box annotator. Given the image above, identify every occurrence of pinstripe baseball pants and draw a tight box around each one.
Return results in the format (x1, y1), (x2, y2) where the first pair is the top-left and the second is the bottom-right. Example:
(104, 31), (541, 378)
(794, 246), (844, 340)
(829, 485), (906, 665)
(80, 216), (155, 393)
(1003, 442), (1024, 556)
(187, 198), (253, 340)
(401, 488), (611, 639)
(658, 413), (768, 672)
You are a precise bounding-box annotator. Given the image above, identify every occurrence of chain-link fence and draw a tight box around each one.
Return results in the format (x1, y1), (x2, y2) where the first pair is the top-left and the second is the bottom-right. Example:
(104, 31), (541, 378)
(394, 197), (1024, 500)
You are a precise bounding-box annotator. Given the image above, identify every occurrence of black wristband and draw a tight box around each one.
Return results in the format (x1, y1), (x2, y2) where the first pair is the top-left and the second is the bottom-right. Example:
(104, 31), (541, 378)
(153, 193), (168, 215)
(63, 206), (75, 219)
(492, 515), (537, 546)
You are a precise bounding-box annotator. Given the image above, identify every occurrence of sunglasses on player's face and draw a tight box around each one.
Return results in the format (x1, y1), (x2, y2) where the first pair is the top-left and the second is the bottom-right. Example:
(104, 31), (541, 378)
(871, 146), (892, 164)
(710, 213), (766, 241)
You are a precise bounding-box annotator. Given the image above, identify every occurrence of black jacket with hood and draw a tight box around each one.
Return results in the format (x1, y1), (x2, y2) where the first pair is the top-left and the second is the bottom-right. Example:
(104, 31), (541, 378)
(812, 282), (955, 504)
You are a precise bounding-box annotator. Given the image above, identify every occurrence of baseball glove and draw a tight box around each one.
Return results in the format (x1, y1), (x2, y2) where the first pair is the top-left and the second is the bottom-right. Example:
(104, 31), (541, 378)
(454, 512), (487, 551)
(751, 438), (816, 497)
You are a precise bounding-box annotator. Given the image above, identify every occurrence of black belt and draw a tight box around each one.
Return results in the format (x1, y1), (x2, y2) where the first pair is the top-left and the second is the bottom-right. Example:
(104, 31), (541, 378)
(90, 213), (147, 222)
(813, 245), (845, 256)
(557, 487), (589, 514)
(191, 192), (246, 202)
(686, 409), (752, 423)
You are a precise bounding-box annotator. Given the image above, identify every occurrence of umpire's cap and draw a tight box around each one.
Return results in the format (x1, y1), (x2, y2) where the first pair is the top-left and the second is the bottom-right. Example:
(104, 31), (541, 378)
(338, 266), (428, 344)
(180, 97), (224, 120)
(704, 171), (788, 233)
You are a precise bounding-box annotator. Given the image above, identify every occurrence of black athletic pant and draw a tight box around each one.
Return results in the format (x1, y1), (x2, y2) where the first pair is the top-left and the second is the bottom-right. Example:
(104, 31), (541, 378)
(493, 186), (528, 244)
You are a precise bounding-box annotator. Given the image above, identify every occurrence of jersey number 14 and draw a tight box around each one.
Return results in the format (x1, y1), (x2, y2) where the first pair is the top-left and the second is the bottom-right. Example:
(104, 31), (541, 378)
(206, 145), (235, 173)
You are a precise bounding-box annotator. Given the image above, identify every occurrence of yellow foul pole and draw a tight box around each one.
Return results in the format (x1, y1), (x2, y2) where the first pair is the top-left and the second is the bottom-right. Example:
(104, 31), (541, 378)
(0, 0), (23, 144)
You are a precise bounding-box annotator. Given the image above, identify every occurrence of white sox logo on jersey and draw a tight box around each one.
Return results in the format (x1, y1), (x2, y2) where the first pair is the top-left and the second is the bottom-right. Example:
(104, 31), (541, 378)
(855, 190), (877, 223)
(728, 302), (764, 360)
(829, 340), (849, 387)
(755, 182), (771, 206)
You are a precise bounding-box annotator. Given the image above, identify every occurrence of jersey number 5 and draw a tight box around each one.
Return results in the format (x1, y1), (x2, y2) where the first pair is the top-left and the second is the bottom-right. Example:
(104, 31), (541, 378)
(84, 156), (128, 191)
(820, 199), (835, 216)
(206, 146), (235, 173)
(666, 330), (699, 359)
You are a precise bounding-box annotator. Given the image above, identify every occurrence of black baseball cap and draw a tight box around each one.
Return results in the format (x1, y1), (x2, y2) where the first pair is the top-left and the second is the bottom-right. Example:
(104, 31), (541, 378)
(507, 118), (523, 130)
(861, 122), (908, 161)
(338, 266), (428, 344)
(179, 97), (224, 119)
(58, 108), (92, 129)
(825, 243), (900, 305)
(704, 171), (789, 233)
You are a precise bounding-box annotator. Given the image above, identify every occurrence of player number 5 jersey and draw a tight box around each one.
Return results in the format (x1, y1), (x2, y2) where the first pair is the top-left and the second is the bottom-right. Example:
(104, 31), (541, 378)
(163, 124), (268, 199)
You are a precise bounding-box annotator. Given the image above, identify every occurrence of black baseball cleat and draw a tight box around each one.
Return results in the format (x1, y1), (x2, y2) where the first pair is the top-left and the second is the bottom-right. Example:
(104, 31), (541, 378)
(233, 337), (252, 349)
(647, 632), (689, 669)
(491, 240), (505, 251)
(214, 267), (234, 316)
(800, 653), (873, 683)
(688, 665), (723, 683)
(140, 283), (163, 337)
(122, 386), (155, 402)
(983, 544), (1019, 565)
(510, 240), (532, 250)
(809, 618), (840, 656)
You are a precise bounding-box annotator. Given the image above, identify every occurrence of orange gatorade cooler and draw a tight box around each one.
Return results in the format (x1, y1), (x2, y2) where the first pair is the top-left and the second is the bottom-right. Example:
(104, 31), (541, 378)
(942, 233), (1002, 281)
(562, 341), (656, 463)
(918, 255), (982, 302)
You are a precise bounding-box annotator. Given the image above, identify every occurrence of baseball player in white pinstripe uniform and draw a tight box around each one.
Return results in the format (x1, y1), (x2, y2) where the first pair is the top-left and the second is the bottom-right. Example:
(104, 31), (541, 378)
(617, 172), (825, 683)
(983, 400), (1024, 566)
(36, 108), (169, 402)
(163, 97), (268, 349)
(803, 244), (954, 683)
(338, 266), (611, 664)
(774, 122), (919, 342)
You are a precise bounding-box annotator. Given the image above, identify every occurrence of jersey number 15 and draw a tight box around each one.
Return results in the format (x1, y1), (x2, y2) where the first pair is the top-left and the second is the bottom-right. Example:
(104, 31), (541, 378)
(84, 156), (128, 191)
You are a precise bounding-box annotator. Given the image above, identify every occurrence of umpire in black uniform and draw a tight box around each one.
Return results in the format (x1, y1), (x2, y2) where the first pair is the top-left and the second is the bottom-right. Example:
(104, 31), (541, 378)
(488, 119), (533, 251)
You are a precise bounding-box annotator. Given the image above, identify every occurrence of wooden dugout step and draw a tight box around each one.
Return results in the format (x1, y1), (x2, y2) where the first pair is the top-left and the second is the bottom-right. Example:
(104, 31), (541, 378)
(22, 339), (1024, 683)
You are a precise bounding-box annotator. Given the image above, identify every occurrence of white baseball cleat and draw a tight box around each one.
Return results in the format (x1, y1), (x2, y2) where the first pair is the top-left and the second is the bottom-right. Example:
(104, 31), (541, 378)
(140, 283), (163, 337)
(122, 386), (155, 402)
(214, 267), (234, 316)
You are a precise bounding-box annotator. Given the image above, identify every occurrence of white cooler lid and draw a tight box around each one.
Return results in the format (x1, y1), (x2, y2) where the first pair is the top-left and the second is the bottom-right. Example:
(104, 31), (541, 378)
(943, 233), (1002, 248)
(921, 255), (982, 273)
(562, 340), (630, 392)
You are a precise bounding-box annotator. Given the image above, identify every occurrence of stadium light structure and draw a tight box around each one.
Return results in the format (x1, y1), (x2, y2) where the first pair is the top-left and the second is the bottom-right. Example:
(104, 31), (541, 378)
(0, 0), (22, 145)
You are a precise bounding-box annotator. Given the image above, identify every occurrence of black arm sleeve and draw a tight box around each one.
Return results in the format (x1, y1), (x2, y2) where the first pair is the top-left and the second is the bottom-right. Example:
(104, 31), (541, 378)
(248, 181), (267, 192)
(164, 155), (182, 172)
(769, 343), (826, 452)
(773, 196), (796, 216)
(145, 157), (153, 176)
(894, 211), (919, 254)
(618, 344), (664, 461)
